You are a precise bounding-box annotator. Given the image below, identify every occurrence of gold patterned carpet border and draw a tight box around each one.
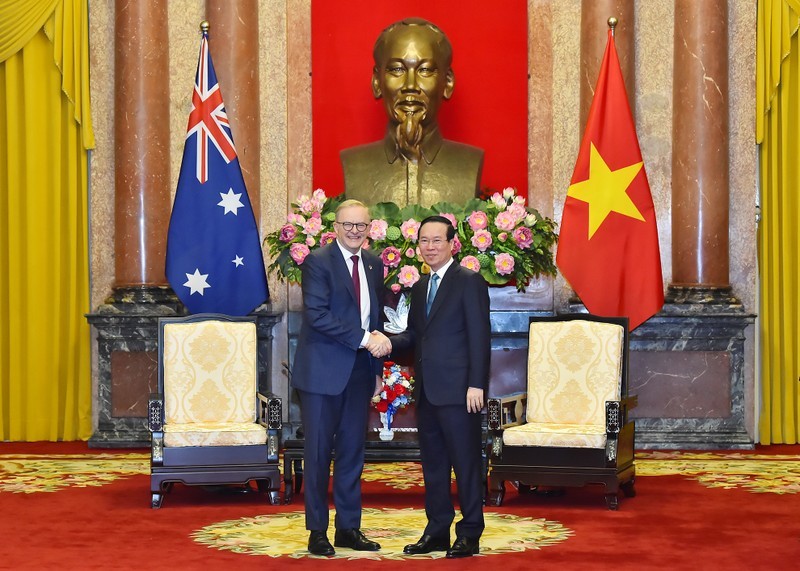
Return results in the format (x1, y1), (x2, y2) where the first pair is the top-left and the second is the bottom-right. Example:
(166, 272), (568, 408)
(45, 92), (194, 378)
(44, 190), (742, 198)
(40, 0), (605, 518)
(1, 451), (799, 496)
(191, 507), (572, 559)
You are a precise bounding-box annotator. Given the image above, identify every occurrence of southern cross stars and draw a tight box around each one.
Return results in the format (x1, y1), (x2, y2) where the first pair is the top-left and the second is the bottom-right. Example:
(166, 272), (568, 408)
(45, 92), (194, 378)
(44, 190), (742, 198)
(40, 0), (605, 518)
(567, 143), (645, 239)
(217, 188), (244, 215)
(183, 269), (210, 295)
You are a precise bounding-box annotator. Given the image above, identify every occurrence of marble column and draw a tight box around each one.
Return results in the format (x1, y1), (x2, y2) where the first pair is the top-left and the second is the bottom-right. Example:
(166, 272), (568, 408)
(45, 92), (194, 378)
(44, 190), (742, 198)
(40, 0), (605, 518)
(87, 1), (178, 446)
(670, 0), (729, 290)
(580, 0), (635, 131)
(114, 0), (171, 289)
(205, 0), (261, 223)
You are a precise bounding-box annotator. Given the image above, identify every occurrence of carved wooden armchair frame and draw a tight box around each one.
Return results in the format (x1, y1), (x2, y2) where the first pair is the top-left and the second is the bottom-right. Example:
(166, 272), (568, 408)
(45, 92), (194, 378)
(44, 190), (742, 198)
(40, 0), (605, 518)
(487, 314), (637, 510)
(148, 313), (282, 508)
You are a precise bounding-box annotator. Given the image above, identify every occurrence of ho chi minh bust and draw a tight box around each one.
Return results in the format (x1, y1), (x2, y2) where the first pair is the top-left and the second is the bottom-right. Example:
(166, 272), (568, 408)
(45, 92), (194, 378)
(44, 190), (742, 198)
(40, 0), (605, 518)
(341, 18), (483, 207)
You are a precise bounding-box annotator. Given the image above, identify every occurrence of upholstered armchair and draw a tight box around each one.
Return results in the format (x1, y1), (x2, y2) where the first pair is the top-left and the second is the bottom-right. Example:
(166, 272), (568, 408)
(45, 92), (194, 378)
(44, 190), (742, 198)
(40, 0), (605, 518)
(148, 314), (282, 508)
(487, 314), (637, 510)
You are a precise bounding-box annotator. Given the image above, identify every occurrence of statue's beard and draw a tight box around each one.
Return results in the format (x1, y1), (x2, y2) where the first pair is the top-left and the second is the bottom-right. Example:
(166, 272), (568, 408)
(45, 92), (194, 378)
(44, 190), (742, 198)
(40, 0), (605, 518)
(395, 109), (426, 161)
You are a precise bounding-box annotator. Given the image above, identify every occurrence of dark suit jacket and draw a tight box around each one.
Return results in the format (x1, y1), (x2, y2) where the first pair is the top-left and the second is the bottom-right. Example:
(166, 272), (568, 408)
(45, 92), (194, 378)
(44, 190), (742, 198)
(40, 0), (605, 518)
(291, 242), (385, 396)
(392, 262), (491, 406)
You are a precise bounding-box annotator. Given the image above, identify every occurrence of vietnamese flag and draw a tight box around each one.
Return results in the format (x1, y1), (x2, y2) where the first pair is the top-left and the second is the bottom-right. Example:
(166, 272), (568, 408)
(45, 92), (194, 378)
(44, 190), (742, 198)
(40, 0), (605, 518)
(556, 29), (664, 331)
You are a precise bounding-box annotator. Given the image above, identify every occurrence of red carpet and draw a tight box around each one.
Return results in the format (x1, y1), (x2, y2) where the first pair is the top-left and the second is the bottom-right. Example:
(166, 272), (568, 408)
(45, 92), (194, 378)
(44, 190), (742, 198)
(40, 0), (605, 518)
(0, 443), (798, 569)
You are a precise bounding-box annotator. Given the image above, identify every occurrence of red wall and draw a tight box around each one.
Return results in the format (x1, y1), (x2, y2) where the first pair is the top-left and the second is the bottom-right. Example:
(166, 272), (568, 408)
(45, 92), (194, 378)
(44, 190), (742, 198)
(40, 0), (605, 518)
(311, 0), (529, 200)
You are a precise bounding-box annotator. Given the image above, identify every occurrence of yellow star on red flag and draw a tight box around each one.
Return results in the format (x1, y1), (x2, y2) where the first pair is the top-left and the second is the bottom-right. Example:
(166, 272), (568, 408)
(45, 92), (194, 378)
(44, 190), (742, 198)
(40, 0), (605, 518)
(567, 143), (644, 239)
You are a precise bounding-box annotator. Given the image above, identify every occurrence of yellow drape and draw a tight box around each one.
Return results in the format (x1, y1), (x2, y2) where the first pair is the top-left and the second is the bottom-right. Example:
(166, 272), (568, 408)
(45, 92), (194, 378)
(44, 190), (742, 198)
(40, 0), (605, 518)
(0, 0), (93, 440)
(757, 0), (800, 444)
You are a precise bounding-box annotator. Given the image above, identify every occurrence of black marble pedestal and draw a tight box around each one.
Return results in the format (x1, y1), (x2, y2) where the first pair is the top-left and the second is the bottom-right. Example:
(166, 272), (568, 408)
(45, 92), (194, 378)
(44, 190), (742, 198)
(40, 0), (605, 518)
(86, 286), (281, 448)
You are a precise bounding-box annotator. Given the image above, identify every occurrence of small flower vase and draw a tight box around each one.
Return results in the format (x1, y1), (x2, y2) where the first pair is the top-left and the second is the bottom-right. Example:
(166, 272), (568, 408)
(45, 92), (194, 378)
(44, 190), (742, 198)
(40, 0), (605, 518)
(379, 411), (394, 441)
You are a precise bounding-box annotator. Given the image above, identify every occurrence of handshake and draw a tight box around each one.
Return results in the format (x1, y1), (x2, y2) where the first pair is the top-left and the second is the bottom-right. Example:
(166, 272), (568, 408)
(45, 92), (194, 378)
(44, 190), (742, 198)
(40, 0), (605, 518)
(365, 330), (392, 358)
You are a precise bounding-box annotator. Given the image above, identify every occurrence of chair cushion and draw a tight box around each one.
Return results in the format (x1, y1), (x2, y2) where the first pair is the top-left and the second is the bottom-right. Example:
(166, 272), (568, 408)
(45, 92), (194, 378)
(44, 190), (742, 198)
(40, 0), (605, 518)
(164, 422), (267, 447)
(526, 320), (623, 427)
(162, 320), (258, 425)
(503, 422), (607, 449)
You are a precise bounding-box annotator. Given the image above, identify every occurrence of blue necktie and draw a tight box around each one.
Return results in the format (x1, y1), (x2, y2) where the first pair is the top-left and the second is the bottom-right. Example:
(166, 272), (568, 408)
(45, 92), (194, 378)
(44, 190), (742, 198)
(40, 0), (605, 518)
(426, 273), (439, 316)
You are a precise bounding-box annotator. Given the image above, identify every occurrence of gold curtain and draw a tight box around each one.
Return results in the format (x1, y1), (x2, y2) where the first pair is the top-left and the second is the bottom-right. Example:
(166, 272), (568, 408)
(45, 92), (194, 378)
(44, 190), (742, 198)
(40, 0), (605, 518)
(0, 0), (94, 440)
(757, 0), (800, 444)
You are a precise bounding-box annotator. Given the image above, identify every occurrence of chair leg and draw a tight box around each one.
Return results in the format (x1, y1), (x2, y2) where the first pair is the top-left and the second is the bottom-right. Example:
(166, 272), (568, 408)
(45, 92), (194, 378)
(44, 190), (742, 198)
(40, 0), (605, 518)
(151, 493), (164, 509)
(605, 492), (619, 510)
(488, 475), (506, 507)
(621, 478), (636, 498)
(269, 490), (280, 505)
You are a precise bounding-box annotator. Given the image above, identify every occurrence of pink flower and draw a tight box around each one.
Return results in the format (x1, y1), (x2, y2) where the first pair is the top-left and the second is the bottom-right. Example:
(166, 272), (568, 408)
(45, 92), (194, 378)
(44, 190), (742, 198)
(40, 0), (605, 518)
(397, 265), (420, 287)
(288, 213), (305, 225)
(498, 232), (508, 242)
(305, 236), (316, 247)
(320, 231), (337, 246)
(311, 188), (327, 209)
(460, 256), (481, 272)
(279, 224), (296, 242)
(440, 212), (458, 228)
(290, 243), (310, 264)
(451, 236), (462, 255)
(390, 283), (402, 293)
(471, 230), (493, 252)
(495, 211), (517, 231)
(368, 219), (388, 241)
(303, 216), (323, 236)
(490, 193), (507, 210)
(507, 203), (528, 223)
(495, 253), (515, 275)
(381, 246), (402, 268)
(467, 211), (488, 231)
(400, 219), (420, 242)
(513, 226), (533, 249)
(502, 187), (516, 200)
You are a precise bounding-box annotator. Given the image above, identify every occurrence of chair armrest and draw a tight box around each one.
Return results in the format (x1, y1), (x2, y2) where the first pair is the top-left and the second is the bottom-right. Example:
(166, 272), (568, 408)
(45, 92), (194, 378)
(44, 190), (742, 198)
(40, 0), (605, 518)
(148, 393), (163, 432)
(257, 392), (282, 430)
(605, 400), (623, 434)
(258, 393), (282, 462)
(487, 392), (526, 430)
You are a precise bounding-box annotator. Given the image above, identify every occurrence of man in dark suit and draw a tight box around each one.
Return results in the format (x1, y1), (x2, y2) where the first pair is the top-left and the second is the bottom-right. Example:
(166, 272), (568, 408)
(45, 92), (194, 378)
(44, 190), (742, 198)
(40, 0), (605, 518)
(291, 199), (392, 556)
(390, 215), (491, 558)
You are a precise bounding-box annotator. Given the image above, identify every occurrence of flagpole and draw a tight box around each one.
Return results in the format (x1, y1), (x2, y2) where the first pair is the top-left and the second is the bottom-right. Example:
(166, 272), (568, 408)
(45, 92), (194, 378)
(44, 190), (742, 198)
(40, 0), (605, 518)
(200, 20), (209, 35)
(608, 16), (617, 38)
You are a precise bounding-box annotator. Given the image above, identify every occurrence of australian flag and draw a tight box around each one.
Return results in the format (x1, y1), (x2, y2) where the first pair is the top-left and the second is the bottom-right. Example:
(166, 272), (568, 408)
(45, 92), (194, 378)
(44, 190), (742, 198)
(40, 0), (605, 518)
(166, 29), (269, 315)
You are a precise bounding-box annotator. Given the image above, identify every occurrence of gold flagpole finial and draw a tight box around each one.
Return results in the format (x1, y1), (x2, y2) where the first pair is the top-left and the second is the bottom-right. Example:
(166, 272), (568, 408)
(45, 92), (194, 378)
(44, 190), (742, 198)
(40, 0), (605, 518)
(200, 20), (210, 34)
(608, 17), (618, 37)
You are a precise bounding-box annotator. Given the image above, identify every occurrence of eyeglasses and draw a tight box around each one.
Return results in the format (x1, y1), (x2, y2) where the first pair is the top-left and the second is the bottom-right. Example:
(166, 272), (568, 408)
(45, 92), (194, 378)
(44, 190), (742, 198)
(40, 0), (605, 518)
(336, 221), (368, 232)
(418, 238), (448, 247)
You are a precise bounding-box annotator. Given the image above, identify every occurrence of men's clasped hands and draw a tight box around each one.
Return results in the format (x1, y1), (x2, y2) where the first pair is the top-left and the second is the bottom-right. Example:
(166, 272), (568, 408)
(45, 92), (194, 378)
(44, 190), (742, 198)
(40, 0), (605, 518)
(365, 330), (392, 358)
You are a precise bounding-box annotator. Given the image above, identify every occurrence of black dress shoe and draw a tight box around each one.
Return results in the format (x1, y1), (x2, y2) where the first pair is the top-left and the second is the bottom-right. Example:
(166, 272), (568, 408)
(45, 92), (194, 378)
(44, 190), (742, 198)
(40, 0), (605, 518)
(446, 536), (480, 558)
(308, 530), (335, 556)
(403, 534), (451, 554)
(333, 528), (381, 551)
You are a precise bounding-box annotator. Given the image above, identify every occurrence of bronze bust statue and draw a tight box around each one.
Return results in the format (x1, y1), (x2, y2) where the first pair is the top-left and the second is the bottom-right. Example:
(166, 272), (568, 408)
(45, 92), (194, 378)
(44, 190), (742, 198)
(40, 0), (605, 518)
(341, 18), (483, 207)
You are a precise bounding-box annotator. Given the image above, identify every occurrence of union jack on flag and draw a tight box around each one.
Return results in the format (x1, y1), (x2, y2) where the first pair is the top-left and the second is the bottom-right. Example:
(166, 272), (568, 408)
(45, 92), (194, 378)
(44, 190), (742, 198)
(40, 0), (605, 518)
(166, 28), (269, 316)
(187, 35), (236, 184)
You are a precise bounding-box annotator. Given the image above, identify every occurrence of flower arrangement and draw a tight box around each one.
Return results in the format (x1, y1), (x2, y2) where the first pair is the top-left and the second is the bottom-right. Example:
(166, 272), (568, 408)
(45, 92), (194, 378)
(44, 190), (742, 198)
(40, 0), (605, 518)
(264, 187), (558, 293)
(372, 361), (414, 419)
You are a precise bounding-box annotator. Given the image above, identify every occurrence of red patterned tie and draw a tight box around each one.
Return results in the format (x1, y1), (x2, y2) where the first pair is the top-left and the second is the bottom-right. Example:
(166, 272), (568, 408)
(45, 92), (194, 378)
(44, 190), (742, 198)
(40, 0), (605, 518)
(351, 255), (361, 309)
